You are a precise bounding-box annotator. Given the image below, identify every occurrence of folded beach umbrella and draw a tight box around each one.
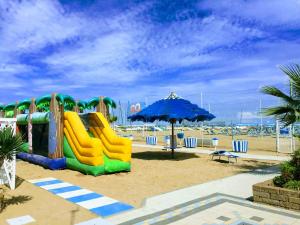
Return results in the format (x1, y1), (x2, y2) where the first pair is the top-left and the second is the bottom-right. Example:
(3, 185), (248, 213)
(128, 92), (215, 158)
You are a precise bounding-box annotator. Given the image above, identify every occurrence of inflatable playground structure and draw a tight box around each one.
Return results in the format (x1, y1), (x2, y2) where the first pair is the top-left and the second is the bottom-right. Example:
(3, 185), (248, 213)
(0, 93), (131, 176)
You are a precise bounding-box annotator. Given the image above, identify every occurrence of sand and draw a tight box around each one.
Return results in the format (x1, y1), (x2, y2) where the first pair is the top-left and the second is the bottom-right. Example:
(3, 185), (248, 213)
(0, 146), (280, 224)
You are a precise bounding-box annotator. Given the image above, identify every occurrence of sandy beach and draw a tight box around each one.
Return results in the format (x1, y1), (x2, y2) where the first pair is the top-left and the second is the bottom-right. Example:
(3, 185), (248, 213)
(1, 146), (280, 225)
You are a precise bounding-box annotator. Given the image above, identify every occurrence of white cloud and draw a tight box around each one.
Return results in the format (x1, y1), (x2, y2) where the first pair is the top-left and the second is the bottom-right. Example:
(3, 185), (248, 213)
(0, 0), (266, 88)
(0, 0), (83, 54)
(237, 111), (260, 120)
(0, 63), (33, 74)
(201, 0), (300, 27)
(41, 12), (264, 86)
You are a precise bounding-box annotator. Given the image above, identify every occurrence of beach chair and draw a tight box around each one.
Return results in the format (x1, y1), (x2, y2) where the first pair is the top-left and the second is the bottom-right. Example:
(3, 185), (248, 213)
(146, 136), (157, 145)
(232, 140), (248, 153)
(177, 132), (184, 146)
(163, 135), (170, 149)
(184, 137), (197, 148)
(163, 135), (177, 149)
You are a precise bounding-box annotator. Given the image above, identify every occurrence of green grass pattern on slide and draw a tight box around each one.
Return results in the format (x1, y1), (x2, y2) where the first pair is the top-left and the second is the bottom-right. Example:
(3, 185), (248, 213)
(63, 136), (130, 176)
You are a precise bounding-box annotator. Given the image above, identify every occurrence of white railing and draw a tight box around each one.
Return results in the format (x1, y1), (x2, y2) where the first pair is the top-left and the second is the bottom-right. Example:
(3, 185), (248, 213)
(0, 118), (17, 190)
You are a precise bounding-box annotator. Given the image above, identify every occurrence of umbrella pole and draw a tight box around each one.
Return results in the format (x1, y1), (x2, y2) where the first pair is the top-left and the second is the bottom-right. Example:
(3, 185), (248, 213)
(171, 121), (174, 158)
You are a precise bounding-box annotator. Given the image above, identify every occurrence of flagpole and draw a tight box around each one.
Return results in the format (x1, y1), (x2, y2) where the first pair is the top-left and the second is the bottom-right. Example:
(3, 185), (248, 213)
(200, 92), (204, 147)
(260, 99), (263, 137)
(290, 79), (295, 152)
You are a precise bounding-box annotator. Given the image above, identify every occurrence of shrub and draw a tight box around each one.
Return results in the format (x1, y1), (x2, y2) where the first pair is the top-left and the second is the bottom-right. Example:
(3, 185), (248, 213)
(0, 127), (24, 167)
(280, 162), (296, 182)
(0, 127), (23, 203)
(290, 148), (300, 167)
(283, 180), (300, 191)
(273, 175), (285, 187)
(273, 149), (300, 190)
(295, 167), (300, 180)
(290, 149), (300, 180)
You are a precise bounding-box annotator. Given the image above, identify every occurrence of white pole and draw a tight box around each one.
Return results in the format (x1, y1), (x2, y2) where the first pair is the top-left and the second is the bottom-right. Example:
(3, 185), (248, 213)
(142, 124), (145, 137)
(260, 99), (263, 137)
(276, 119), (280, 153)
(292, 125), (295, 152)
(118, 101), (123, 125)
(200, 92), (203, 147)
(200, 92), (203, 108)
(240, 105), (243, 124)
(201, 123), (204, 148)
(290, 125), (294, 153)
(289, 79), (294, 153)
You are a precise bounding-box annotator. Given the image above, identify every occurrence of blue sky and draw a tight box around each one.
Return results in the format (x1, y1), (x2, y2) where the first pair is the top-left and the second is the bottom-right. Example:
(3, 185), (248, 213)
(0, 0), (299, 122)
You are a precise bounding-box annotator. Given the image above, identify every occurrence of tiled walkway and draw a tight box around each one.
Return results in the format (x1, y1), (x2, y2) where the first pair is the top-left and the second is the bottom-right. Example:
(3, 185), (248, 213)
(29, 177), (133, 217)
(115, 193), (300, 225)
(26, 166), (300, 225)
(106, 165), (300, 225)
(27, 166), (299, 224)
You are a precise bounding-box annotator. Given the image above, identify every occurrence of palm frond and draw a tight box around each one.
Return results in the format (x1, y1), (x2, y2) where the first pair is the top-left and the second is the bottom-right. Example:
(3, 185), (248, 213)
(0, 127), (24, 163)
(263, 105), (300, 126)
(279, 64), (300, 97)
(262, 64), (300, 126)
(281, 113), (297, 126)
(261, 86), (293, 102)
(263, 106), (293, 116)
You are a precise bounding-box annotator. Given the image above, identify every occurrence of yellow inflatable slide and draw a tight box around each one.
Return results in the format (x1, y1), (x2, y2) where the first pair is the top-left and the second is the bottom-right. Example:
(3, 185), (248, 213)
(63, 111), (131, 176)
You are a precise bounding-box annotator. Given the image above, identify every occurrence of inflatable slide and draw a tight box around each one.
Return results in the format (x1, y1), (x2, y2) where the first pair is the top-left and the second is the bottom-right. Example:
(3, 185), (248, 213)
(63, 112), (131, 176)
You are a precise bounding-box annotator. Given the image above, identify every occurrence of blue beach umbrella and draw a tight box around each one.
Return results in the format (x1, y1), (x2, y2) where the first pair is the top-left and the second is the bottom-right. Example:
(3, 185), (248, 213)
(128, 92), (215, 158)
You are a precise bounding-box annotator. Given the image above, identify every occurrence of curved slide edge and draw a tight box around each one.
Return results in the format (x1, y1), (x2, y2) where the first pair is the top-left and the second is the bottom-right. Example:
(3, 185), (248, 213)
(63, 136), (105, 176)
(89, 112), (132, 162)
(103, 154), (131, 174)
(64, 136), (130, 175)
(64, 111), (103, 166)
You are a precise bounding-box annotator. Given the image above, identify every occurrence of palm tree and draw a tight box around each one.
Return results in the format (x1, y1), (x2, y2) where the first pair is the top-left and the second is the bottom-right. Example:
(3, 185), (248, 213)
(261, 64), (300, 126)
(0, 127), (23, 168)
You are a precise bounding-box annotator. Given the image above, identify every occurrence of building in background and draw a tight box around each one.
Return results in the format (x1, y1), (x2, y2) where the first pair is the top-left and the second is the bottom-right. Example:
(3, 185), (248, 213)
(127, 102), (146, 117)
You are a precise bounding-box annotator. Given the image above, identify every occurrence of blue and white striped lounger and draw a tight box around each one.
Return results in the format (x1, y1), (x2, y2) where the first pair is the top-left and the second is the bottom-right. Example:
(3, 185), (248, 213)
(232, 140), (248, 153)
(146, 136), (157, 145)
(29, 178), (133, 217)
(184, 137), (197, 148)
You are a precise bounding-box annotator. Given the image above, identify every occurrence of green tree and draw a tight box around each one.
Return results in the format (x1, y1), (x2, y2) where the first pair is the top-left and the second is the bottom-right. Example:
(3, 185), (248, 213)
(261, 64), (300, 126)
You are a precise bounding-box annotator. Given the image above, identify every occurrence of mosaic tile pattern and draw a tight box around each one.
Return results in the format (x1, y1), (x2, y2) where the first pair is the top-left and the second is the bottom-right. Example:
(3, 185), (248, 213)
(117, 193), (300, 225)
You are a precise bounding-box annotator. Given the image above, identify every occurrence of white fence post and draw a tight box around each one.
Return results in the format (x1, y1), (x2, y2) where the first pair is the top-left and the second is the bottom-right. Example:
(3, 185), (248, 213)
(0, 118), (17, 190)
(276, 119), (280, 153)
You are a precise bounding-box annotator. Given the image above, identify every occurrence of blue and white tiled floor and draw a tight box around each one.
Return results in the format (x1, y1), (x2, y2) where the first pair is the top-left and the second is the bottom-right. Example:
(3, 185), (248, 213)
(109, 193), (300, 225)
(29, 177), (133, 217)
